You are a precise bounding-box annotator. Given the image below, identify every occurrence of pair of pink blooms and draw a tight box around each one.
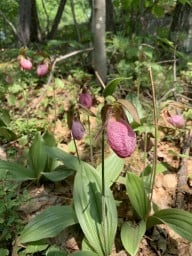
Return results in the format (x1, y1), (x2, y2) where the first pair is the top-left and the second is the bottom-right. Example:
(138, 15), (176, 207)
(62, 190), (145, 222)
(19, 57), (49, 77)
(106, 113), (186, 158)
(71, 115), (136, 158)
(105, 112), (186, 157)
(72, 90), (136, 158)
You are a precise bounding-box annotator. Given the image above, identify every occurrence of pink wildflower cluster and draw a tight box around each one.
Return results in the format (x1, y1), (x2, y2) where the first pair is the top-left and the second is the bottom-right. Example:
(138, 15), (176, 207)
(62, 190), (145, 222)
(19, 55), (50, 77)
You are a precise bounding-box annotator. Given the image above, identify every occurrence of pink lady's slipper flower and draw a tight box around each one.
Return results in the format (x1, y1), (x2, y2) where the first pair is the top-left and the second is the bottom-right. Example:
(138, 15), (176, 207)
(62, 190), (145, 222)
(168, 114), (185, 128)
(79, 88), (93, 109)
(36, 63), (49, 77)
(20, 57), (33, 70)
(106, 117), (136, 158)
(71, 120), (85, 140)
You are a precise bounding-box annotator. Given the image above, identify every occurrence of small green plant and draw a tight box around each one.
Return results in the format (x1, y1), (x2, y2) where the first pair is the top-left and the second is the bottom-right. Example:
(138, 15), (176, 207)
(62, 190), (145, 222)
(0, 178), (25, 253)
(0, 109), (17, 142)
(0, 131), (59, 183)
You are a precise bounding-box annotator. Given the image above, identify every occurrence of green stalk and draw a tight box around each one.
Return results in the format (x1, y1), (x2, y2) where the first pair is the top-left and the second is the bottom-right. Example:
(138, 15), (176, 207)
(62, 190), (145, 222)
(72, 135), (80, 163)
(101, 129), (107, 255)
(88, 115), (93, 164)
(148, 67), (158, 205)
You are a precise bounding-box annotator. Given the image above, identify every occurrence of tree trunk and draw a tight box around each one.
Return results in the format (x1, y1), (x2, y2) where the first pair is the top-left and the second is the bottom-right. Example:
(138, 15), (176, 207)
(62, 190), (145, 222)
(18, 0), (41, 45)
(170, 2), (192, 52)
(30, 0), (42, 42)
(18, 0), (32, 45)
(92, 0), (107, 84)
(47, 0), (67, 39)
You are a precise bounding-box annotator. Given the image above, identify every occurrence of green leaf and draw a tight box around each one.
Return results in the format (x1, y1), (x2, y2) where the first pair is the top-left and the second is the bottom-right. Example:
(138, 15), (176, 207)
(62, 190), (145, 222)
(0, 109), (11, 126)
(156, 163), (167, 173)
(46, 246), (68, 256)
(43, 131), (57, 147)
(0, 127), (17, 141)
(117, 99), (140, 124)
(125, 93), (145, 122)
(125, 172), (150, 219)
(0, 160), (35, 180)
(73, 162), (117, 256)
(46, 147), (81, 171)
(70, 251), (98, 256)
(147, 208), (192, 241)
(0, 248), (9, 256)
(55, 78), (65, 89)
(20, 205), (78, 243)
(23, 242), (48, 253)
(178, 0), (191, 4)
(152, 4), (164, 17)
(103, 77), (131, 97)
(42, 166), (75, 182)
(121, 220), (146, 256)
(96, 153), (125, 187)
(29, 133), (47, 178)
(141, 163), (166, 194)
(43, 132), (57, 172)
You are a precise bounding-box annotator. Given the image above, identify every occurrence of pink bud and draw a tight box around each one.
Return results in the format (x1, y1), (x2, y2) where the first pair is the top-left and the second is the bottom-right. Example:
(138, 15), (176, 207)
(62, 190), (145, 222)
(168, 114), (185, 128)
(36, 63), (49, 77)
(71, 120), (85, 140)
(20, 57), (32, 70)
(106, 117), (136, 158)
(79, 91), (93, 109)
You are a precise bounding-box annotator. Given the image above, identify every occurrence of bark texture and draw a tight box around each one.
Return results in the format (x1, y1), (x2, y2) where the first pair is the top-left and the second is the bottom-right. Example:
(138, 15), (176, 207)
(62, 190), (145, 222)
(170, 3), (192, 52)
(18, 0), (32, 45)
(18, 0), (41, 45)
(92, 0), (107, 83)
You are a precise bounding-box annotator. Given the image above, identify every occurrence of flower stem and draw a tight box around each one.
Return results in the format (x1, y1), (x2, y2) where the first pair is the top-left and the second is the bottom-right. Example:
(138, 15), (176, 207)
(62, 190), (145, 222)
(148, 67), (158, 205)
(88, 115), (93, 164)
(101, 129), (107, 254)
(72, 134), (80, 163)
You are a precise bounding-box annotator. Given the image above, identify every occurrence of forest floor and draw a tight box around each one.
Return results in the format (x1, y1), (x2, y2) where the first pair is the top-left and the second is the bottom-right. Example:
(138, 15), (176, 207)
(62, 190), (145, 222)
(1, 69), (192, 255)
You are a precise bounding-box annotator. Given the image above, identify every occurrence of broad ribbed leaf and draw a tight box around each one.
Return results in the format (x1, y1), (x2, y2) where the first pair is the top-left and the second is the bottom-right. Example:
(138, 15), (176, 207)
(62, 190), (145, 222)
(73, 162), (117, 256)
(42, 166), (75, 181)
(0, 160), (35, 180)
(46, 147), (81, 171)
(121, 221), (146, 256)
(23, 243), (48, 254)
(147, 208), (192, 241)
(46, 246), (68, 256)
(70, 251), (98, 256)
(96, 153), (125, 187)
(126, 172), (150, 219)
(20, 205), (78, 243)
(43, 131), (57, 147)
(29, 133), (47, 178)
(43, 131), (57, 172)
